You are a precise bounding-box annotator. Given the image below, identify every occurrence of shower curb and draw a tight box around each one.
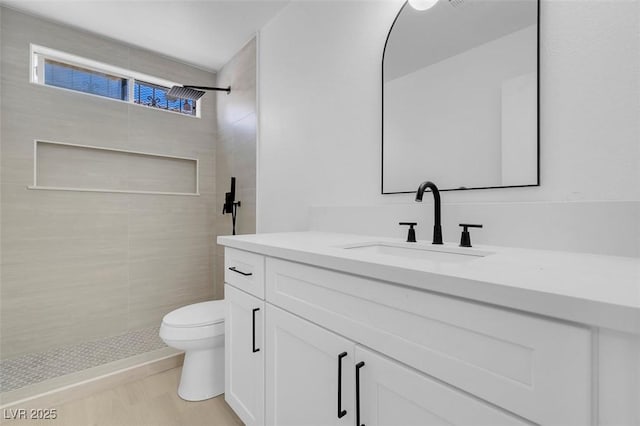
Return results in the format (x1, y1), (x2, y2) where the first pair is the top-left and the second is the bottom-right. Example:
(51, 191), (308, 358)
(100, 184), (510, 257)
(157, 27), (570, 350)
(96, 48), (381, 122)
(0, 350), (184, 411)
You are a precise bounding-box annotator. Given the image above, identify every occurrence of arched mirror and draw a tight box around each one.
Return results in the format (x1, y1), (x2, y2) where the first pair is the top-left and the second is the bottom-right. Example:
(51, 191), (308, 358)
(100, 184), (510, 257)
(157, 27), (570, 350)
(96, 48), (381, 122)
(382, 0), (539, 193)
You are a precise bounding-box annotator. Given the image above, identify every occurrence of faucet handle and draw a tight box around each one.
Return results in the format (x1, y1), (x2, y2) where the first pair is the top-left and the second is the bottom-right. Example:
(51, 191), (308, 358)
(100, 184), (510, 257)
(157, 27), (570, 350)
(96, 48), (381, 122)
(399, 222), (417, 243)
(459, 223), (483, 247)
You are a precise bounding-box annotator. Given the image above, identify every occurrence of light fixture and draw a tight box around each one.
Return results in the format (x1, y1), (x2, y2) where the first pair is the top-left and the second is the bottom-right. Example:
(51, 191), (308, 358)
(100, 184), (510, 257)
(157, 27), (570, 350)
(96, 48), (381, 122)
(408, 0), (439, 11)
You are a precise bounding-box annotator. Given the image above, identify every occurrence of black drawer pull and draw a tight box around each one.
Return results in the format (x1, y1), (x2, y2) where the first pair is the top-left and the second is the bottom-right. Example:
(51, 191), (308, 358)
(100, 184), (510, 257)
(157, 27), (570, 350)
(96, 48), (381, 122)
(356, 361), (365, 426)
(228, 266), (252, 276)
(252, 308), (260, 353)
(337, 352), (347, 418)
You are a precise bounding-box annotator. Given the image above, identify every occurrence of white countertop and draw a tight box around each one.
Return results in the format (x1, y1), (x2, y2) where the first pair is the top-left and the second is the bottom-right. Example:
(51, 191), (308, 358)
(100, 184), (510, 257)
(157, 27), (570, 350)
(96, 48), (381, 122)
(217, 232), (640, 335)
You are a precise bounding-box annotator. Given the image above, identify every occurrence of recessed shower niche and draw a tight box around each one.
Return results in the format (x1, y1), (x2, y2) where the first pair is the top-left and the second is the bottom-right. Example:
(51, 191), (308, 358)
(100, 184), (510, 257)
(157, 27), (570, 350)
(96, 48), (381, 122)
(31, 140), (199, 195)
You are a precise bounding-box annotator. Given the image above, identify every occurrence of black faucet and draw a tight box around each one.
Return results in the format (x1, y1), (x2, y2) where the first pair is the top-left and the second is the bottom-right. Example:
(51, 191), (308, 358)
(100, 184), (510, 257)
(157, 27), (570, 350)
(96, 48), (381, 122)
(415, 181), (443, 245)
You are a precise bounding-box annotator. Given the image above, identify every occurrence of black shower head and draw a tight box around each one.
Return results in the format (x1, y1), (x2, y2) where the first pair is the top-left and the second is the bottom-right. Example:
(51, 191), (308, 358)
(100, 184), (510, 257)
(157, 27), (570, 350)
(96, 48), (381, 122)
(167, 85), (231, 101)
(167, 86), (206, 101)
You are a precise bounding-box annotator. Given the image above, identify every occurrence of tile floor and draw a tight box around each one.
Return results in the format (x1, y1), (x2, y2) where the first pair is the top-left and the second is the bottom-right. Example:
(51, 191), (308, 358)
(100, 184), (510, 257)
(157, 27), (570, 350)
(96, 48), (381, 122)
(1, 327), (166, 393)
(2, 367), (243, 426)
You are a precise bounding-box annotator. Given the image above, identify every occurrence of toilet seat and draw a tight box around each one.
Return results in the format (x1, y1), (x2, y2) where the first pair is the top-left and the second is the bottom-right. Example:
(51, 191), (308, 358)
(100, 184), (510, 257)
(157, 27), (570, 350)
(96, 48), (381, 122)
(160, 300), (225, 341)
(163, 300), (225, 328)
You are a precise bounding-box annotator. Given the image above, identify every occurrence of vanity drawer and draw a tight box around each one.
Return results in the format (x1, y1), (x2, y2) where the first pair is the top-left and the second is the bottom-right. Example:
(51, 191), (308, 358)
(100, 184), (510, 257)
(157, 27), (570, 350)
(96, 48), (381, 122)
(265, 258), (592, 425)
(224, 248), (265, 299)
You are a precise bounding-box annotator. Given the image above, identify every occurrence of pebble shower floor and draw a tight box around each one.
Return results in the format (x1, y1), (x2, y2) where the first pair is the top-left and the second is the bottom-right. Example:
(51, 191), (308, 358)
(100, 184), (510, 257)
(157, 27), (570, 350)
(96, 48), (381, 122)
(0, 326), (166, 393)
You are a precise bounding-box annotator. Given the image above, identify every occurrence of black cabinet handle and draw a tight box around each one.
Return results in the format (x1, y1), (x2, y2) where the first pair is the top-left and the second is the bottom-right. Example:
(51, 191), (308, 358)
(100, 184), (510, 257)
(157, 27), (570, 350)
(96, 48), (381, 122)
(252, 308), (260, 353)
(337, 352), (347, 418)
(229, 266), (252, 276)
(355, 361), (365, 426)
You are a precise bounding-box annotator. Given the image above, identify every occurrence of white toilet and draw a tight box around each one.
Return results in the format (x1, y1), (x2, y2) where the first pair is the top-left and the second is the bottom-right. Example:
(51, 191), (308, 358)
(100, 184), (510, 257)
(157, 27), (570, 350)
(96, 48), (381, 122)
(159, 300), (225, 401)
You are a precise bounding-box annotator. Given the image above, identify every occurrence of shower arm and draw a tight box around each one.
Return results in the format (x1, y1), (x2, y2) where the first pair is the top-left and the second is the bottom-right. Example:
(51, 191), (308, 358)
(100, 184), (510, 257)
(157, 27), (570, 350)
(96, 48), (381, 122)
(183, 85), (231, 94)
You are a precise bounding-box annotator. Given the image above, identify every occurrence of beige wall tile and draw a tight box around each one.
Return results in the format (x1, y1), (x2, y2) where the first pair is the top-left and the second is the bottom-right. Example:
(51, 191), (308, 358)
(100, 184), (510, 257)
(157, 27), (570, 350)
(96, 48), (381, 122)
(36, 143), (130, 190)
(1, 260), (129, 357)
(0, 8), (130, 70)
(216, 38), (257, 126)
(214, 254), (225, 300)
(0, 8), (219, 359)
(128, 276), (214, 330)
(214, 37), (257, 294)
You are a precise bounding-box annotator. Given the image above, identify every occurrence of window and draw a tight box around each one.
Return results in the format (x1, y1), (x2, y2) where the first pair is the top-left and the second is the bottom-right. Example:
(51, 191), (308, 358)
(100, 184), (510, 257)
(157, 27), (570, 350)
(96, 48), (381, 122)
(134, 81), (196, 115)
(44, 59), (129, 101)
(31, 45), (199, 117)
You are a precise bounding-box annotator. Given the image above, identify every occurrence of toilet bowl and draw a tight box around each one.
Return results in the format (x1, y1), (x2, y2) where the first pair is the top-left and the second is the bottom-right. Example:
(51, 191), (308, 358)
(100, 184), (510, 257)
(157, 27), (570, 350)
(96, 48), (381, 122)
(159, 300), (225, 401)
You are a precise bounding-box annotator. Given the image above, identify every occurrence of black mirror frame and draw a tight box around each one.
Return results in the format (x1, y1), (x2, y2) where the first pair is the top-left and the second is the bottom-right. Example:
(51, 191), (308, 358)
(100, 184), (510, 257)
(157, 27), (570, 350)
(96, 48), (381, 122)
(381, 0), (541, 194)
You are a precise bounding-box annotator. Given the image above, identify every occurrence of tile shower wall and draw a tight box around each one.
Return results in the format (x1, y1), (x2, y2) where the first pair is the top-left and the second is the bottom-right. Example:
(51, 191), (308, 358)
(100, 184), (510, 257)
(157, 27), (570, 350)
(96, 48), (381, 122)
(214, 38), (257, 298)
(0, 8), (217, 359)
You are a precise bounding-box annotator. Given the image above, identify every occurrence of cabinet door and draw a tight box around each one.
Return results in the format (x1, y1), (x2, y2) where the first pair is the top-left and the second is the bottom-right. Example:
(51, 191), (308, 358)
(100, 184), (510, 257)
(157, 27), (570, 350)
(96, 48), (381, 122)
(266, 304), (355, 426)
(225, 284), (264, 426)
(355, 346), (530, 426)
(266, 258), (591, 424)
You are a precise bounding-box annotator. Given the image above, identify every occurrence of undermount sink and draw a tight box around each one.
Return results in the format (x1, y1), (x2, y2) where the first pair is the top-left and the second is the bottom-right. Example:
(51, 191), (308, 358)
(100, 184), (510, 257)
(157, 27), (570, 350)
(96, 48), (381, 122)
(342, 242), (492, 263)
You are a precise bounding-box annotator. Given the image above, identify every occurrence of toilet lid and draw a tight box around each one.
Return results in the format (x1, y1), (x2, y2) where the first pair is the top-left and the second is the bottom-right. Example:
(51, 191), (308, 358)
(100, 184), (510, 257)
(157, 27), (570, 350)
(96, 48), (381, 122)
(162, 300), (225, 328)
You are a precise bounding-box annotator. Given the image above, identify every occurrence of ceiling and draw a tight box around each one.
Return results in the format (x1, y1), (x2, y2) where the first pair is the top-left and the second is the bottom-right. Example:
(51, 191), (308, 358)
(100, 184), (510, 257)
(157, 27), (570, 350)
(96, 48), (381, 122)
(0, 0), (289, 71)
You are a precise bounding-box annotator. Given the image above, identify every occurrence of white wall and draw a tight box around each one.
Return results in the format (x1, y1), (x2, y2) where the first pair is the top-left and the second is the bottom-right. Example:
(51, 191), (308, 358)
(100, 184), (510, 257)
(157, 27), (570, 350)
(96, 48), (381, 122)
(257, 0), (640, 257)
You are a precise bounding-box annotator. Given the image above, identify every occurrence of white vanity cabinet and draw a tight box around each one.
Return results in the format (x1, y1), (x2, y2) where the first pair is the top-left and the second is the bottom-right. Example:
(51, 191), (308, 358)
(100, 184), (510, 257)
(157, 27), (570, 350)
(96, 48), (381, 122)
(225, 285), (264, 426)
(265, 303), (529, 426)
(224, 248), (266, 426)
(265, 304), (355, 426)
(354, 347), (529, 426)
(219, 238), (640, 426)
(265, 257), (591, 425)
